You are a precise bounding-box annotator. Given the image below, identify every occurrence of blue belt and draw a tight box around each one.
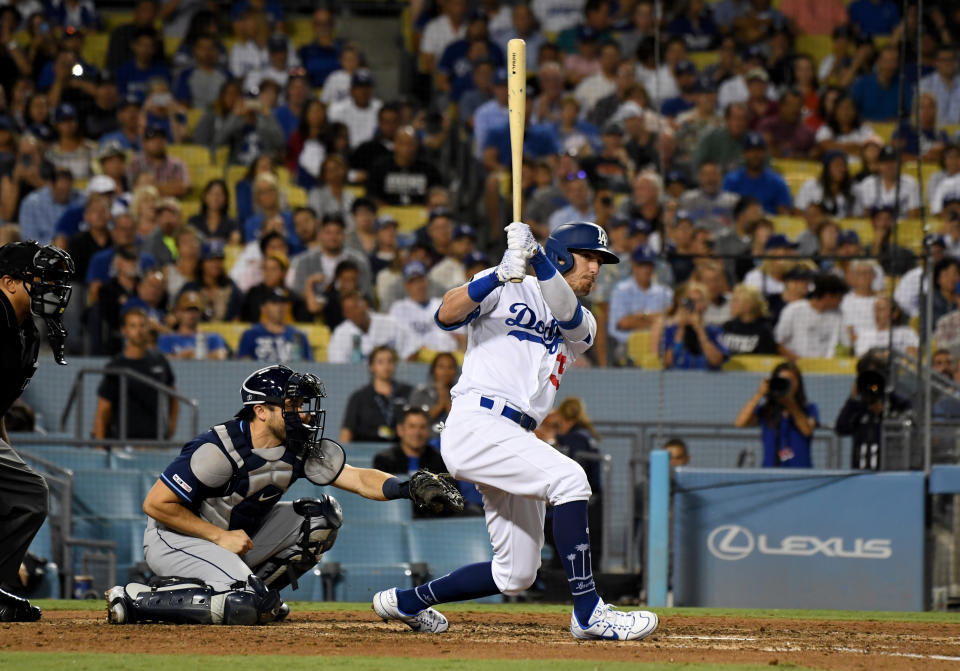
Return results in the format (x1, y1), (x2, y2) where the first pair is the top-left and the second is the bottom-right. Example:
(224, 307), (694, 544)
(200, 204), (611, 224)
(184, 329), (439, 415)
(479, 396), (537, 431)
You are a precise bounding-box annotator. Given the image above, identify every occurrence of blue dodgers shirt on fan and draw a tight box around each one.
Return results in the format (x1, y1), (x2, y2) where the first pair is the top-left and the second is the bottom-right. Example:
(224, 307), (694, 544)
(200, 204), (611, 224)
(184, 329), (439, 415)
(237, 324), (312, 362)
(157, 333), (229, 358)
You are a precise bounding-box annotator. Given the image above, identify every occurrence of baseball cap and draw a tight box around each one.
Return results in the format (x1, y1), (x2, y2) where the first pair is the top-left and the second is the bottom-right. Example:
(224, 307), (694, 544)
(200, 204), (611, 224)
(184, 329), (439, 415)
(267, 34), (288, 53)
(821, 149), (847, 167)
(97, 140), (126, 162)
(176, 290), (205, 311)
(428, 206), (454, 222)
(742, 45), (766, 62)
(493, 68), (508, 85)
(610, 215), (630, 229)
(453, 224), (476, 240)
(576, 26), (599, 42)
(665, 169), (688, 186)
(878, 145), (899, 162)
(144, 123), (166, 139)
(602, 120), (624, 136)
(54, 103), (77, 122)
(201, 240), (226, 260)
(119, 93), (142, 110)
(764, 233), (796, 250)
(943, 192), (960, 207)
(351, 68), (374, 87)
(745, 67), (769, 83)
(837, 229), (861, 247)
(613, 100), (643, 123)
(88, 175), (116, 195)
(783, 265), (815, 282)
(27, 123), (53, 143)
(743, 131), (767, 150)
(374, 214), (398, 231)
(631, 245), (656, 265)
(925, 233), (947, 248)
(629, 218), (652, 236)
(463, 250), (490, 269)
(691, 75), (716, 94)
(674, 60), (697, 76)
(264, 286), (291, 302)
(403, 260), (428, 280)
(675, 209), (693, 223)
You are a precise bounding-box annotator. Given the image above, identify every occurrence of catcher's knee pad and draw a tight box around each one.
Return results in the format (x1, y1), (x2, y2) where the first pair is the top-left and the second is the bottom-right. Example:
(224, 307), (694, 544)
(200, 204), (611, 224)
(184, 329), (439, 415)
(211, 576), (282, 625)
(254, 495), (342, 591)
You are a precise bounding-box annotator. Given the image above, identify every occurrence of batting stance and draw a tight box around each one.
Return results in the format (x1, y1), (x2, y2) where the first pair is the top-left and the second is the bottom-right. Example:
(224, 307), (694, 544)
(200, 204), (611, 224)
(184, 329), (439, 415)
(0, 242), (74, 622)
(374, 222), (659, 640)
(106, 364), (462, 625)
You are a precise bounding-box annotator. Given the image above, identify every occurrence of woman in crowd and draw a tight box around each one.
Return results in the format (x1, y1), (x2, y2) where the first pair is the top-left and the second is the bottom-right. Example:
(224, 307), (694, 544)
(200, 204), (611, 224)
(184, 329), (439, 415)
(791, 54), (820, 127)
(192, 79), (244, 151)
(188, 179), (240, 244)
(308, 154), (355, 223)
(794, 151), (857, 218)
(339, 345), (412, 443)
(234, 153), (280, 225)
(240, 252), (310, 323)
(47, 104), (94, 178)
(735, 361), (819, 468)
(287, 98), (327, 183)
(929, 143), (960, 208)
(656, 281), (729, 370)
(814, 94), (874, 155)
(855, 296), (919, 358)
(409, 351), (459, 438)
(179, 241), (244, 322)
(165, 225), (202, 301)
(720, 284), (778, 355)
(131, 183), (159, 238)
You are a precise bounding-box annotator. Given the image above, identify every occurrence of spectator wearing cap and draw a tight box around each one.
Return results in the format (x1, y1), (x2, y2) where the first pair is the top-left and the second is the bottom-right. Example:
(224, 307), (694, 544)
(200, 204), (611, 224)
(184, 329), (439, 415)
(851, 45), (908, 122)
(665, 211), (700, 284)
(241, 251), (310, 323)
(743, 68), (779, 130)
(116, 27), (171, 98)
(436, 11), (505, 103)
(298, 8), (342, 88)
(228, 9), (268, 80)
(389, 260), (460, 356)
(667, 0), (720, 52)
(173, 34), (230, 109)
(497, 3), (544, 72)
(142, 197), (184, 266)
(555, 0), (612, 54)
(127, 123), (189, 198)
(180, 240), (243, 321)
(867, 204), (917, 276)
(671, 76), (721, 172)
(744, 233), (796, 299)
(721, 132), (792, 214)
(157, 290), (229, 360)
(106, 0), (166, 74)
(327, 69), (382, 149)
(98, 94), (143, 152)
(717, 46), (773, 110)
(853, 146), (921, 217)
(721, 284), (778, 355)
(894, 92), (949, 163)
(608, 245), (673, 354)
(328, 291), (418, 363)
(660, 60), (700, 119)
(419, 0), (468, 75)
(847, 0), (900, 37)
(658, 281), (729, 370)
(290, 212), (372, 297)
(928, 145), (960, 212)
(217, 89), (285, 167)
(66, 191), (112, 282)
(794, 151), (857, 219)
(895, 234), (947, 318)
(839, 259), (880, 351)
(548, 171), (596, 233)
(237, 287), (312, 362)
(17, 168), (83, 245)
(243, 34), (299, 93)
(778, 264), (817, 317)
(715, 196), (764, 283)
(580, 120), (631, 192)
(367, 126), (444, 207)
(679, 160), (738, 234)
(920, 46), (960, 126)
(92, 248), (142, 354)
(45, 103), (94, 179)
(369, 213), (399, 278)
(694, 102), (749, 174)
(573, 42), (621, 115)
(85, 213), (158, 293)
(775, 273), (847, 359)
(36, 27), (100, 98)
(83, 74), (120, 141)
(429, 223), (476, 293)
(94, 141), (129, 198)
(757, 89), (815, 159)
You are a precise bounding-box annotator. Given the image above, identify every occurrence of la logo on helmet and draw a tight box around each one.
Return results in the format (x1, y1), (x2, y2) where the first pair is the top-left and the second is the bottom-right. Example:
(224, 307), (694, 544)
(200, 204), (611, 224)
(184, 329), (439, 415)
(595, 225), (608, 247)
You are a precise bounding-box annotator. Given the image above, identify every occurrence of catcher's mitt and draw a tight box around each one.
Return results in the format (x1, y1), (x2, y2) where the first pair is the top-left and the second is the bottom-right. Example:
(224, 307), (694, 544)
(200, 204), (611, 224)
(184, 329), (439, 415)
(409, 470), (464, 514)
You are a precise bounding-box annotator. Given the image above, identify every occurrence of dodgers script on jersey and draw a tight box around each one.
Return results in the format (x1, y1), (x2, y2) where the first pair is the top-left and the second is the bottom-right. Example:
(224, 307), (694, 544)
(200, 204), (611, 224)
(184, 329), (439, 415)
(440, 269), (596, 423)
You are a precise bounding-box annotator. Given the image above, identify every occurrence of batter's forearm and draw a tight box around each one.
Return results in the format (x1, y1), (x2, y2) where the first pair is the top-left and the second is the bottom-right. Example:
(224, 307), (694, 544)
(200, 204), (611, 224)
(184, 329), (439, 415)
(436, 284), (481, 326)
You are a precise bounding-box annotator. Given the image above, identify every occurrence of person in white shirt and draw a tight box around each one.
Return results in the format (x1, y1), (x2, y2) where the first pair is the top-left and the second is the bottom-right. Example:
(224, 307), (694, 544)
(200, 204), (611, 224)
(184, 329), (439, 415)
(717, 48), (777, 110)
(531, 0), (586, 33)
(420, 0), (468, 73)
(328, 290), (418, 363)
(894, 234), (947, 317)
(839, 260), (878, 349)
(854, 145), (922, 217)
(327, 69), (383, 149)
(774, 274), (847, 359)
(919, 46), (960, 125)
(429, 224), (476, 293)
(389, 261), (460, 355)
(573, 42), (619, 116)
(229, 10), (268, 80)
(321, 44), (361, 105)
(854, 295), (919, 358)
(929, 147), (960, 214)
(243, 35), (299, 93)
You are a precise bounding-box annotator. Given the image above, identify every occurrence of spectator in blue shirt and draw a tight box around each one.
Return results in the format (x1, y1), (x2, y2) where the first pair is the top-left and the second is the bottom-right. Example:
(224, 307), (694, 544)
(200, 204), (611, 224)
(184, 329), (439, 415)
(237, 287), (313, 362)
(721, 132), (792, 214)
(437, 12), (505, 103)
(48, 0), (100, 32)
(735, 361), (819, 468)
(851, 45), (910, 122)
(298, 8), (342, 87)
(847, 0), (900, 37)
(660, 60), (699, 118)
(116, 27), (171, 98)
(608, 245), (674, 351)
(18, 169), (84, 245)
(99, 95), (144, 152)
(157, 290), (230, 360)
(667, 0), (720, 52)
(660, 281), (729, 370)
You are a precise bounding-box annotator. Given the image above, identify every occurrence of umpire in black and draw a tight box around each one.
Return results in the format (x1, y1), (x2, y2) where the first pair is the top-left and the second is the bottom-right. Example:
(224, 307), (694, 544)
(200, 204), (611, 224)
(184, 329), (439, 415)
(0, 241), (74, 622)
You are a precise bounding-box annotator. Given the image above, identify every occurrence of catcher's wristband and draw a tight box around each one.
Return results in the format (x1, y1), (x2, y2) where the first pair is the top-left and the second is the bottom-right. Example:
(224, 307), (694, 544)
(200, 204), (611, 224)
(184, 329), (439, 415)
(467, 272), (502, 302)
(382, 477), (411, 500)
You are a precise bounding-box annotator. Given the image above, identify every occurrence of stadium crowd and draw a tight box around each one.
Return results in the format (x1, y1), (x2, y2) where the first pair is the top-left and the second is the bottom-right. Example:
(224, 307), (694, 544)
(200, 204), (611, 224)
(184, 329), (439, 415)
(3, 0), (960, 372)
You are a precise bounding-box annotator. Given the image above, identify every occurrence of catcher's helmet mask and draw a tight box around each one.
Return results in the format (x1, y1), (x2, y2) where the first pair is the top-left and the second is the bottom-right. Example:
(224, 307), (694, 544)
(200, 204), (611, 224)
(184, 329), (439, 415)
(0, 241), (75, 365)
(239, 365), (328, 458)
(545, 221), (620, 274)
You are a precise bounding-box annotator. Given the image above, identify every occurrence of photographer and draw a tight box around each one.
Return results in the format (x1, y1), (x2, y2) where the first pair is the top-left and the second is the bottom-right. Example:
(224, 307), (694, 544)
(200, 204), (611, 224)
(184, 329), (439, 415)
(658, 281), (729, 370)
(735, 361), (819, 468)
(835, 356), (911, 470)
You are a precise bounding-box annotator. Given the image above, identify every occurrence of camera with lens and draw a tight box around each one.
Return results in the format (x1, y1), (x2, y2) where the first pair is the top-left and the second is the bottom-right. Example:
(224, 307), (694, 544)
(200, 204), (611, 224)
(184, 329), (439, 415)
(856, 369), (885, 405)
(767, 375), (791, 402)
(681, 297), (695, 312)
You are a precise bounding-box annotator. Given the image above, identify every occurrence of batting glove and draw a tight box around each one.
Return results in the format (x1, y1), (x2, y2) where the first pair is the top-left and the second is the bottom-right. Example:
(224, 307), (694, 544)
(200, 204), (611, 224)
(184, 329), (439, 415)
(496, 248), (528, 283)
(506, 221), (541, 260)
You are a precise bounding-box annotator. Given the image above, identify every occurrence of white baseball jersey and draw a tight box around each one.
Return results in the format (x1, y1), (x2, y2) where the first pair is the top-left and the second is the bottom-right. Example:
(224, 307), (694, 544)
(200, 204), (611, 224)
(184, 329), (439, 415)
(441, 269), (596, 424)
(389, 297), (458, 353)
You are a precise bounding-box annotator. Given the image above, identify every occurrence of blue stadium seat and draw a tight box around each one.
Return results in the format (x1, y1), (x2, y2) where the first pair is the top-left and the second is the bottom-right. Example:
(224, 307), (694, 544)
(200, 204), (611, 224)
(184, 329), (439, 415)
(323, 522), (409, 565)
(282, 563), (412, 602)
(27, 518), (53, 562)
(337, 493), (412, 524)
(407, 518), (492, 578)
(103, 517), (147, 569)
(72, 469), (144, 519)
(19, 445), (110, 470)
(109, 448), (179, 472)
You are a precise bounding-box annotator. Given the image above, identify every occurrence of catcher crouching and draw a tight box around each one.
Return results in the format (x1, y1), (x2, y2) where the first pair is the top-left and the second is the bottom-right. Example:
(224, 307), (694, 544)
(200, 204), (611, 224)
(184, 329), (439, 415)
(105, 365), (463, 625)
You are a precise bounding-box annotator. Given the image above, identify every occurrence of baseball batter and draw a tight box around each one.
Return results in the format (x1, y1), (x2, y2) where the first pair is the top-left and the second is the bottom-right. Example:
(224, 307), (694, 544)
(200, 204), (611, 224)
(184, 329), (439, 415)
(374, 222), (659, 640)
(105, 364), (462, 625)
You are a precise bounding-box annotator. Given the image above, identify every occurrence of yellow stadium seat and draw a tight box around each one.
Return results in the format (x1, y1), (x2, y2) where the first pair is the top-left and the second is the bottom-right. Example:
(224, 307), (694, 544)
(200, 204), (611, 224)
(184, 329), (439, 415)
(871, 122), (896, 144)
(795, 35), (833, 66)
(380, 205), (428, 233)
(416, 348), (465, 366)
(103, 12), (133, 32)
(276, 167), (292, 187)
(287, 185), (308, 208)
(723, 355), (786, 372)
(163, 36), (182, 60)
(344, 184), (366, 199)
(627, 330), (662, 369)
(783, 173), (811, 198)
(214, 146), (229, 169)
(897, 218), (927, 252)
(81, 33), (110, 69)
(771, 215), (807, 240)
(839, 217), (874, 244)
(168, 143), (214, 168)
(688, 51), (718, 71)
(198, 322), (248, 353)
(225, 165), (249, 217)
(189, 164), (225, 198)
(180, 199), (202, 220)
(185, 108), (205, 135)
(771, 159), (820, 178)
(223, 243), (243, 272)
(796, 357), (858, 375)
(289, 18), (314, 47)
(298, 323), (331, 362)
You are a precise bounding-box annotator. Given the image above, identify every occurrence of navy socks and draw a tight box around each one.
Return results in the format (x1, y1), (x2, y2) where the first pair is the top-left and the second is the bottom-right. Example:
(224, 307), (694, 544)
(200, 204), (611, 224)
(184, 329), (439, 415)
(553, 500), (600, 626)
(396, 561), (500, 615)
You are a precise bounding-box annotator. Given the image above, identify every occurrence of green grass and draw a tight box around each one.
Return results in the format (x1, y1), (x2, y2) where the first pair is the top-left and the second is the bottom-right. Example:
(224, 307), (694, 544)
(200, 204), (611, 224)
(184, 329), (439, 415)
(0, 652), (818, 671)
(34, 598), (960, 623)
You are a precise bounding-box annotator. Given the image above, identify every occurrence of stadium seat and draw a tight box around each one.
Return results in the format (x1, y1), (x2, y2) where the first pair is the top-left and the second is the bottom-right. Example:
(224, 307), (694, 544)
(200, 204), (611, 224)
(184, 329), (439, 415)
(324, 522), (409, 565)
(794, 35), (832, 66)
(103, 12), (133, 32)
(81, 33), (110, 69)
(416, 348), (465, 365)
(297, 323), (330, 361)
(379, 205), (428, 233)
(180, 199), (202, 220)
(162, 36), (181, 62)
(198, 321), (248, 353)
(770, 159), (819, 179)
(224, 243), (243, 272)
(168, 143), (214, 168)
(407, 518), (492, 578)
(722, 355), (786, 372)
(627, 330), (662, 369)
(344, 184), (366, 199)
(796, 357), (858, 375)
(839, 217), (873, 244)
(287, 185), (308, 208)
(688, 50), (719, 70)
(336, 493), (412, 524)
(289, 17), (314, 47)
(771, 215), (807, 240)
(190, 163), (225, 195)
(72, 469), (144, 519)
(872, 122), (896, 144)
(185, 108), (205, 135)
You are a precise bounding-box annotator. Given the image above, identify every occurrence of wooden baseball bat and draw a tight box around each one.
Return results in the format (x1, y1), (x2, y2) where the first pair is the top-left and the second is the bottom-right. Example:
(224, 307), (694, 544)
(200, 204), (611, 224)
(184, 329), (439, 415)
(507, 38), (526, 227)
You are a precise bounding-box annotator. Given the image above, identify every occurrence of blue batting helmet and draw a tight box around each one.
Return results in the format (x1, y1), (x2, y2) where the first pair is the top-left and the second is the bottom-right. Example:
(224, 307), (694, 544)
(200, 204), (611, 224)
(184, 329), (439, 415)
(544, 221), (619, 274)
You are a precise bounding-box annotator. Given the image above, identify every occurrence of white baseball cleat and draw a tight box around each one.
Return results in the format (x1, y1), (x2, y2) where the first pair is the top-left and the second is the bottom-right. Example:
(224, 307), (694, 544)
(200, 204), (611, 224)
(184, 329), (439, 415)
(105, 585), (131, 624)
(570, 599), (659, 641)
(372, 588), (449, 633)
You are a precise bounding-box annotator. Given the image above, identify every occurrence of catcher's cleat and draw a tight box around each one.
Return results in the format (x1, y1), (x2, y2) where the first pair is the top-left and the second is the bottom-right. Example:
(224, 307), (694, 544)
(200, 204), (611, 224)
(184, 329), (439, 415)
(0, 588), (41, 622)
(274, 601), (290, 622)
(372, 588), (448, 633)
(105, 585), (133, 624)
(570, 599), (658, 641)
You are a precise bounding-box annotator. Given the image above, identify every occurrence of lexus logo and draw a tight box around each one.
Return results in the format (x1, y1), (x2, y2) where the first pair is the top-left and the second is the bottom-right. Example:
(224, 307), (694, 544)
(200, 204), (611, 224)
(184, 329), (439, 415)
(707, 525), (755, 561)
